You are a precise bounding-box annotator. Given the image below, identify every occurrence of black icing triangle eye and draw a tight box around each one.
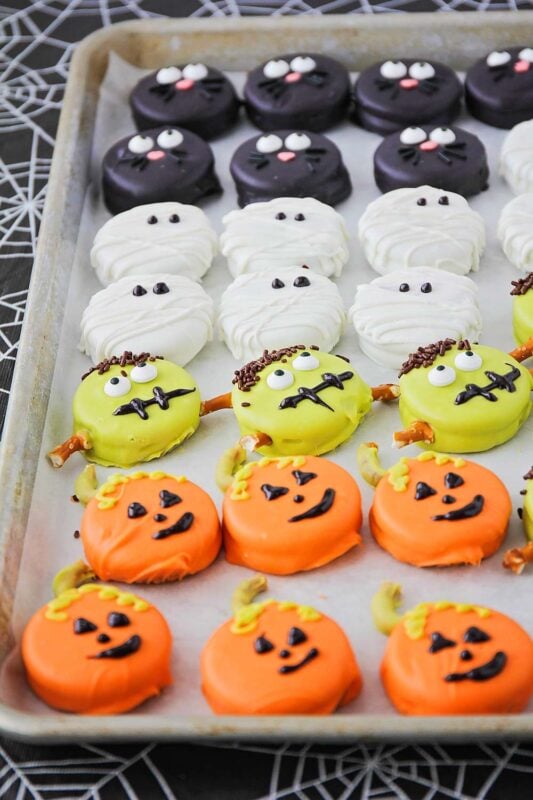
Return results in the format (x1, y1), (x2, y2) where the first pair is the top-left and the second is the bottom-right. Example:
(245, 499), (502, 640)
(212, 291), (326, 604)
(288, 626), (308, 646)
(464, 626), (491, 644)
(147, 215), (158, 224)
(261, 483), (289, 501)
(445, 472), (464, 489)
(128, 502), (147, 518)
(108, 612), (130, 628)
(439, 196), (449, 205)
(255, 635), (275, 654)
(153, 282), (170, 294)
(417, 198), (427, 206)
(294, 276), (310, 287)
(74, 618), (98, 634)
(292, 469), (317, 486)
(399, 283), (409, 292)
(272, 278), (285, 289)
(294, 213), (305, 221)
(415, 481), (437, 500)
(428, 632), (456, 653)
(421, 282), (432, 293)
(160, 490), (182, 508)
(132, 285), (147, 296)
(169, 214), (180, 223)
(276, 212), (286, 220)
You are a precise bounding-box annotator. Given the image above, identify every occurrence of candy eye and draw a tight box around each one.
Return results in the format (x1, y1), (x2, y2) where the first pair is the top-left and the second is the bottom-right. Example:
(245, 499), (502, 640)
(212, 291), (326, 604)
(156, 66), (182, 84)
(263, 60), (290, 79)
(153, 282), (170, 294)
(157, 129), (183, 149)
(290, 56), (316, 73)
(518, 48), (533, 63)
(104, 375), (131, 397)
(399, 283), (409, 292)
(428, 365), (456, 387)
(439, 196), (449, 206)
(292, 352), (319, 371)
(380, 60), (407, 79)
(486, 50), (511, 67)
(256, 134), (283, 153)
(420, 282), (432, 293)
(429, 127), (456, 145)
(454, 350), (482, 371)
(183, 63), (208, 80)
(399, 126), (426, 145)
(169, 213), (180, 223)
(272, 278), (285, 288)
(284, 133), (311, 151)
(267, 369), (294, 389)
(130, 362), (158, 383)
(417, 198), (427, 206)
(128, 135), (154, 154)
(132, 284), (147, 296)
(293, 276), (310, 287)
(409, 61), (435, 80)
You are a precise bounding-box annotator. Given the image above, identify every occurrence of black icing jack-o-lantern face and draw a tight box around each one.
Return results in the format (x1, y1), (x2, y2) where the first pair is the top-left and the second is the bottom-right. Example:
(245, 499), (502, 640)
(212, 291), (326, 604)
(73, 611), (140, 659)
(414, 470), (485, 522)
(428, 624), (506, 683)
(260, 468), (335, 523)
(125, 487), (194, 540)
(254, 625), (319, 673)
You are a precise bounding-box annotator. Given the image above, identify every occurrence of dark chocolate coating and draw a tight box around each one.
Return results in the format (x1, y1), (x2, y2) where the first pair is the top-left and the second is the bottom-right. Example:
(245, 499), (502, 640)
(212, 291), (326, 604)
(465, 47), (533, 129)
(353, 59), (463, 135)
(230, 129), (352, 208)
(102, 126), (221, 215)
(373, 125), (489, 198)
(129, 64), (240, 139)
(244, 53), (350, 132)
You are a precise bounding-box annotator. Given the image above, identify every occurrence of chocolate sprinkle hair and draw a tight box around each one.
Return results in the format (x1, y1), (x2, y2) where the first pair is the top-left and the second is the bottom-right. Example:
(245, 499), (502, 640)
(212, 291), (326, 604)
(399, 339), (472, 377)
(510, 273), (533, 296)
(232, 345), (319, 392)
(524, 467), (533, 482)
(82, 351), (163, 380)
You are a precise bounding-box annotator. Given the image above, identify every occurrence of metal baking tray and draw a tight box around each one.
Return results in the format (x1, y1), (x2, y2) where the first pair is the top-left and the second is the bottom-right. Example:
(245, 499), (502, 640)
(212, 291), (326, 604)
(1, 13), (533, 742)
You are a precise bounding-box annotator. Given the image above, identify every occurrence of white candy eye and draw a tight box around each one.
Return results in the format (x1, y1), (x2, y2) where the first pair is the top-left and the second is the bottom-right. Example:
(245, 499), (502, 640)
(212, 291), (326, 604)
(409, 61), (435, 80)
(130, 362), (158, 383)
(486, 50), (511, 67)
(156, 66), (182, 84)
(429, 127), (456, 145)
(518, 48), (533, 63)
(267, 369), (295, 390)
(292, 352), (320, 371)
(284, 132), (311, 151)
(290, 56), (316, 73)
(263, 59), (290, 79)
(380, 60), (407, 79)
(256, 134), (283, 153)
(183, 63), (208, 80)
(399, 126), (426, 145)
(104, 375), (131, 397)
(128, 135), (154, 154)
(454, 350), (482, 372)
(428, 365), (456, 387)
(157, 129), (184, 149)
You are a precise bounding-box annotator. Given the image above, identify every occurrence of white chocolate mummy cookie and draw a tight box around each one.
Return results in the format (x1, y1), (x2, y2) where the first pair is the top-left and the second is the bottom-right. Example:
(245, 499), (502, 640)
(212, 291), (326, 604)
(218, 268), (345, 361)
(80, 274), (214, 366)
(349, 267), (482, 369)
(358, 186), (485, 275)
(220, 197), (349, 278)
(90, 202), (218, 286)
(500, 121), (533, 195)
(498, 194), (533, 272)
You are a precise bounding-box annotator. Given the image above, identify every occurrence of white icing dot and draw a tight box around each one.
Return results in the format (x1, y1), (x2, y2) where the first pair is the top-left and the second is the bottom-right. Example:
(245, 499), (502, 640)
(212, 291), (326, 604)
(157, 129), (184, 149)
(292, 352), (319, 371)
(429, 127), (456, 145)
(130, 362), (158, 383)
(284, 132), (311, 151)
(104, 375), (131, 397)
(263, 59), (290, 79)
(399, 127), (427, 145)
(454, 350), (482, 372)
(156, 66), (182, 84)
(128, 135), (154, 154)
(518, 48), (533, 63)
(428, 364), (456, 387)
(256, 134), (283, 153)
(380, 61), (407, 80)
(183, 63), (208, 81)
(266, 369), (295, 390)
(486, 51), (511, 67)
(409, 61), (435, 80)
(290, 56), (316, 73)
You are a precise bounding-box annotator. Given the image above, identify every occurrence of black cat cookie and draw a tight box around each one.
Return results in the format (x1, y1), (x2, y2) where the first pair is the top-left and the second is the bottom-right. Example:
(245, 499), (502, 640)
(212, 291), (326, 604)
(465, 47), (533, 129)
(243, 53), (350, 132)
(102, 126), (222, 215)
(129, 63), (240, 139)
(353, 59), (463, 135)
(373, 125), (489, 198)
(229, 130), (352, 208)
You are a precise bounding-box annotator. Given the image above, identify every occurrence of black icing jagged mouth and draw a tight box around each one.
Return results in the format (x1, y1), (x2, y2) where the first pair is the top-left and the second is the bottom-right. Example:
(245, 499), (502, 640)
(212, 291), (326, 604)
(431, 494), (484, 521)
(89, 635), (141, 660)
(445, 651), (507, 682)
(454, 364), (521, 405)
(153, 511), (194, 540)
(278, 371), (353, 411)
(278, 647), (319, 674)
(113, 386), (196, 419)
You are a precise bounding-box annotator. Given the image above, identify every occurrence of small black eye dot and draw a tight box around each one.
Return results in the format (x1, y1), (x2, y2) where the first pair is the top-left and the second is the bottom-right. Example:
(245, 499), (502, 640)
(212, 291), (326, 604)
(279, 649), (291, 659)
(147, 215), (158, 224)
(399, 283), (410, 292)
(301, 351), (310, 357)
(436, 365), (445, 371)
(294, 276), (311, 288)
(272, 278), (285, 289)
(154, 513), (167, 522)
(132, 285), (147, 296)
(110, 377), (119, 385)
(293, 494), (304, 503)
(460, 650), (473, 661)
(294, 213), (305, 221)
(97, 633), (110, 644)
(421, 282), (432, 293)
(274, 369), (284, 376)
(465, 350), (474, 357)
(169, 214), (180, 223)
(153, 282), (170, 294)
(138, 361), (146, 368)
(438, 196), (449, 205)
(275, 212), (286, 220)
(417, 198), (427, 206)
(442, 494), (456, 504)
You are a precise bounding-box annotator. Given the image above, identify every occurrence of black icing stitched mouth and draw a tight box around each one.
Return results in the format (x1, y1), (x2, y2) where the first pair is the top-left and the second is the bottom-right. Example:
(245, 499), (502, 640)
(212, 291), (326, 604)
(278, 647), (319, 674)
(444, 651), (507, 682)
(431, 494), (484, 521)
(278, 370), (354, 411)
(113, 386), (196, 419)
(454, 364), (521, 405)
(88, 635), (141, 660)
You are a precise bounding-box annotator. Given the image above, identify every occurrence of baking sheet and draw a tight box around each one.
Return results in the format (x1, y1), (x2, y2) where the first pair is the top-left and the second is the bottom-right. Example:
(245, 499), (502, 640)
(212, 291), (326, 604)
(1, 49), (532, 721)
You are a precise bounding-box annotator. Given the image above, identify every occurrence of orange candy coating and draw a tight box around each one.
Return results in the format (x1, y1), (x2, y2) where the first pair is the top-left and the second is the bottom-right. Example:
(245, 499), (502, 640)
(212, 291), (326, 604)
(81, 473), (221, 583)
(201, 601), (362, 715)
(370, 454), (511, 567)
(21, 585), (172, 714)
(222, 456), (362, 574)
(381, 604), (533, 715)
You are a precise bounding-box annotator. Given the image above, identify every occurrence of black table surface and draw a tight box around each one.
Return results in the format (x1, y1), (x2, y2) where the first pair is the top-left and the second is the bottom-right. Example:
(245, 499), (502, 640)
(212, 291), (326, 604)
(1, 1), (533, 798)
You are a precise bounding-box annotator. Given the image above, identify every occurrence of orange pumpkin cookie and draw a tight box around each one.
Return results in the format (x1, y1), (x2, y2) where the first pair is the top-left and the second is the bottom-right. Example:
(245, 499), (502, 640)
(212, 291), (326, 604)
(80, 471), (221, 584)
(373, 583), (533, 715)
(201, 576), (362, 715)
(221, 454), (362, 574)
(358, 445), (511, 567)
(21, 584), (172, 714)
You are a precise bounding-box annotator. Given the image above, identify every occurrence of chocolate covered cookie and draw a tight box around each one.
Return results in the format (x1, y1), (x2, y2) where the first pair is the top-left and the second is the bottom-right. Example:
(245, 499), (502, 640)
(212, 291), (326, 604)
(374, 125), (489, 198)
(230, 130), (352, 207)
(353, 59), (462, 135)
(465, 47), (533, 129)
(129, 63), (239, 139)
(102, 126), (221, 215)
(243, 53), (350, 132)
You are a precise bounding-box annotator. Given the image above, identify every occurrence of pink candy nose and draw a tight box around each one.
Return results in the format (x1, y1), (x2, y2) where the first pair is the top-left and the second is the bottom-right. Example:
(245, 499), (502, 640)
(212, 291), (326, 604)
(419, 140), (439, 151)
(284, 72), (302, 83)
(277, 151), (296, 162)
(514, 60), (530, 73)
(147, 150), (165, 161)
(176, 78), (195, 90)
(399, 78), (419, 89)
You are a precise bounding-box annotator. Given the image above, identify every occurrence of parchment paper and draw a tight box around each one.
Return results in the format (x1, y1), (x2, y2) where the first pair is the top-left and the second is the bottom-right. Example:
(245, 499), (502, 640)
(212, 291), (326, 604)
(2, 52), (531, 717)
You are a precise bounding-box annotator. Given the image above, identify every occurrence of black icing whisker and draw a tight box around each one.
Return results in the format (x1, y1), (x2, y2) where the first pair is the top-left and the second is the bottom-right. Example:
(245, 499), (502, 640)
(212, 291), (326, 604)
(438, 151), (452, 165)
(398, 147), (420, 165)
(441, 146), (467, 161)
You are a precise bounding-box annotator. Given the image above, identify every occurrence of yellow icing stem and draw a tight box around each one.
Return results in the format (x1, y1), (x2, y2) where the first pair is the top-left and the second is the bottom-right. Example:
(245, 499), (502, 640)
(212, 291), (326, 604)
(372, 582), (404, 635)
(357, 442), (386, 487)
(231, 575), (268, 615)
(216, 443), (248, 493)
(74, 465), (98, 506)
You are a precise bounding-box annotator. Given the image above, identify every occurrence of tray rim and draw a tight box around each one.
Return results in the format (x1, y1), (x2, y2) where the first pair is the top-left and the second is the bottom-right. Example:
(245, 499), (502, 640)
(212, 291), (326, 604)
(1, 12), (533, 742)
